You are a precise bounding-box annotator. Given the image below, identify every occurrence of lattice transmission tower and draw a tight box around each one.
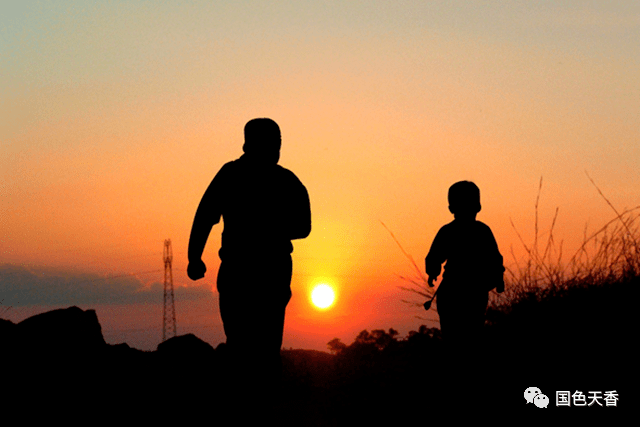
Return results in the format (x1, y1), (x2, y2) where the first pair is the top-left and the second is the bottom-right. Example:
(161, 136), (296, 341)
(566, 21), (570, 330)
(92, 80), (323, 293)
(162, 239), (177, 342)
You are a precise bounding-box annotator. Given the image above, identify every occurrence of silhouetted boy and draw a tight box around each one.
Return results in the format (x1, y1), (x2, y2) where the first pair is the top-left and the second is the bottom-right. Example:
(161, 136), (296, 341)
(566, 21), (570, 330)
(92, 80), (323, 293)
(187, 118), (311, 396)
(425, 181), (504, 349)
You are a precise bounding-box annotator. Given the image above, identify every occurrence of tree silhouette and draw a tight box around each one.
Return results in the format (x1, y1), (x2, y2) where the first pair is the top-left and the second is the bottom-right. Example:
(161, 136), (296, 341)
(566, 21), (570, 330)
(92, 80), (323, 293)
(351, 328), (399, 351)
(327, 338), (347, 355)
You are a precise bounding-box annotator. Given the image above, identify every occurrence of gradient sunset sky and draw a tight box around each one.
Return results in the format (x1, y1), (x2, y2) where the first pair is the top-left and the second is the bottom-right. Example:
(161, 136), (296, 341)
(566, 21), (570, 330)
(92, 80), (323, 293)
(2, 1), (639, 351)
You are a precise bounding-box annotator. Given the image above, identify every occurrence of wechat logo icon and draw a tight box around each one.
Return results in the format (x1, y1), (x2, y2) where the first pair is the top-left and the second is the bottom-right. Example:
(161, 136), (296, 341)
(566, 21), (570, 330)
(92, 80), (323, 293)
(524, 387), (549, 408)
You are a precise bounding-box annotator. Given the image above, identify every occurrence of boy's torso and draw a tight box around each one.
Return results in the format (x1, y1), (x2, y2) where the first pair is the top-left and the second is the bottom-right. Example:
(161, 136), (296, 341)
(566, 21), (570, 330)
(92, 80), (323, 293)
(438, 220), (500, 284)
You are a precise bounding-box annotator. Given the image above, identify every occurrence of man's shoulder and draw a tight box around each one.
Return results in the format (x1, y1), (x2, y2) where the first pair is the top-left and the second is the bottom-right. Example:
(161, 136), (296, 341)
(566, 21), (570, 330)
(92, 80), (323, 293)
(275, 163), (295, 175)
(219, 158), (306, 187)
(217, 157), (258, 176)
(275, 164), (305, 185)
(217, 159), (239, 172)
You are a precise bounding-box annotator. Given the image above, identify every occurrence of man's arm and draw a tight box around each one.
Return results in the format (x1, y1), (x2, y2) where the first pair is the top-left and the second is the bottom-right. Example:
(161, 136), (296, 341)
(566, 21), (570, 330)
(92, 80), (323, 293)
(187, 167), (225, 280)
(285, 173), (311, 240)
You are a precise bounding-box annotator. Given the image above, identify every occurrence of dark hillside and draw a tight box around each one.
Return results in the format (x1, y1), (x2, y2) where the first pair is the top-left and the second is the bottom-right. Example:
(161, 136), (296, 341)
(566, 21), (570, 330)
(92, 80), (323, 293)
(1, 274), (633, 423)
(484, 276), (637, 397)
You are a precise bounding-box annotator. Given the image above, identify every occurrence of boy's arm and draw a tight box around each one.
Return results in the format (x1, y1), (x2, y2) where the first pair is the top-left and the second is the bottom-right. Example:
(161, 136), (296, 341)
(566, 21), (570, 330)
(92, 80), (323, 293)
(425, 228), (447, 287)
(486, 227), (505, 293)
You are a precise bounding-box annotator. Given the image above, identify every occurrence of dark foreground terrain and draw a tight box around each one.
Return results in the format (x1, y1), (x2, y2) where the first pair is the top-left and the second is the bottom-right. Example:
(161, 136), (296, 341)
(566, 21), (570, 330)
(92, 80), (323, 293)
(2, 277), (635, 423)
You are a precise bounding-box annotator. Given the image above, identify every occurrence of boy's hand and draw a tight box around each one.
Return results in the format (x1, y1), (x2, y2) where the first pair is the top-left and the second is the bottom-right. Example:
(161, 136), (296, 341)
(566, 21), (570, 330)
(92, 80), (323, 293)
(427, 276), (435, 287)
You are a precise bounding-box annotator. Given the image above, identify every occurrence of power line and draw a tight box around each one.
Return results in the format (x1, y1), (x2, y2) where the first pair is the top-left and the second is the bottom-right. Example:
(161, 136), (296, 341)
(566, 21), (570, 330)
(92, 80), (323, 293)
(79, 269), (164, 283)
(0, 268), (163, 284)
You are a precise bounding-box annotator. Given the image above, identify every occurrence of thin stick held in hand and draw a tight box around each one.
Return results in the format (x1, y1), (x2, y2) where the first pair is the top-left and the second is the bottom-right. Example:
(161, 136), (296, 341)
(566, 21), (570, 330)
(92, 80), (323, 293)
(423, 285), (440, 311)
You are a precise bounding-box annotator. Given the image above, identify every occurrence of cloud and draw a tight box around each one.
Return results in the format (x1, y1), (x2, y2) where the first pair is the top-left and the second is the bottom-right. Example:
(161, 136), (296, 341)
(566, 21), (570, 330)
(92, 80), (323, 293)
(0, 264), (213, 307)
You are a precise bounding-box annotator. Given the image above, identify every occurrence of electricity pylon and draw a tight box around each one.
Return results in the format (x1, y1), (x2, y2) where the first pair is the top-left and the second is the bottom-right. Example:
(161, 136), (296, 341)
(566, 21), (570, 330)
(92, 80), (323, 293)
(162, 239), (177, 342)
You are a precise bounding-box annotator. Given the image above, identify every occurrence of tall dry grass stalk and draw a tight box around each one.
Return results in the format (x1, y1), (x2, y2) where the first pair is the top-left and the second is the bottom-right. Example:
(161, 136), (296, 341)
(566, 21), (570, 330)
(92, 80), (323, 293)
(380, 221), (435, 318)
(491, 174), (640, 312)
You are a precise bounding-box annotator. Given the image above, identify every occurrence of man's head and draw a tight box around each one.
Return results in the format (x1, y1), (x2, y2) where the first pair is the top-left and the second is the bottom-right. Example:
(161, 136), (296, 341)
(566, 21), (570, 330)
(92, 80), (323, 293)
(448, 181), (481, 218)
(242, 118), (281, 163)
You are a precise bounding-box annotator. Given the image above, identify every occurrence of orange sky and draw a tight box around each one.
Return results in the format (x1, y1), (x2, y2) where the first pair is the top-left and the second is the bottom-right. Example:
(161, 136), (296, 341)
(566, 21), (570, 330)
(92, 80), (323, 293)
(2, 1), (639, 351)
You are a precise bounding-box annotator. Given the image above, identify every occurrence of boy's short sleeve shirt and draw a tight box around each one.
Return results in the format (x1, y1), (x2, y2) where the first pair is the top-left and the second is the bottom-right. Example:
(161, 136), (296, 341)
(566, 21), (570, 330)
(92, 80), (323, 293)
(426, 220), (504, 289)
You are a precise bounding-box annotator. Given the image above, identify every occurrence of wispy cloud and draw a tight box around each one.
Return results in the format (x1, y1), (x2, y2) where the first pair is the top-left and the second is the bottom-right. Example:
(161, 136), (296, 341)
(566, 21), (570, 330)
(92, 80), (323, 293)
(0, 264), (212, 307)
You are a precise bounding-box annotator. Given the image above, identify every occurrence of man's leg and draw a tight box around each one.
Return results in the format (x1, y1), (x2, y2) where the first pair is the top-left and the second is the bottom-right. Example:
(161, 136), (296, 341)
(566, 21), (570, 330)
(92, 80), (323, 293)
(217, 255), (292, 385)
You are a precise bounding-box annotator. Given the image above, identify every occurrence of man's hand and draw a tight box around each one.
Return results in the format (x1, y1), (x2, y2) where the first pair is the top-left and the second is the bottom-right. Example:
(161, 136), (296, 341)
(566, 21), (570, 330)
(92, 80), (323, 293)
(187, 259), (207, 281)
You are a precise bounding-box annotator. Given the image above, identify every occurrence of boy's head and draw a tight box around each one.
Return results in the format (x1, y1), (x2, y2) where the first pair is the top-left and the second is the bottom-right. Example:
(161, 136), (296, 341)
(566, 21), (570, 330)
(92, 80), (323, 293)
(448, 181), (481, 218)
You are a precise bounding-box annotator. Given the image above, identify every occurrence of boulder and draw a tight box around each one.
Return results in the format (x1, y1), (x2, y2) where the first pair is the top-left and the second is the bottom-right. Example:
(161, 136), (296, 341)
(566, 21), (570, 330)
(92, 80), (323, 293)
(157, 333), (216, 360)
(156, 333), (218, 384)
(15, 306), (107, 357)
(0, 317), (16, 342)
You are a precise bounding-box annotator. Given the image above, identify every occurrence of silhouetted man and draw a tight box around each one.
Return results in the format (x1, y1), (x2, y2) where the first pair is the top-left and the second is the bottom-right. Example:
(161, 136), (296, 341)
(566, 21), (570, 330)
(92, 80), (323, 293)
(187, 118), (311, 390)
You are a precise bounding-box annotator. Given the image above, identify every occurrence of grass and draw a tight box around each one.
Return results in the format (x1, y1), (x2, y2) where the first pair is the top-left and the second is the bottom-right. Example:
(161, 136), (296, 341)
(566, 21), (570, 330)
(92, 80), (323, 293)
(482, 177), (638, 391)
(391, 175), (640, 324)
(379, 221), (435, 316)
(488, 175), (639, 323)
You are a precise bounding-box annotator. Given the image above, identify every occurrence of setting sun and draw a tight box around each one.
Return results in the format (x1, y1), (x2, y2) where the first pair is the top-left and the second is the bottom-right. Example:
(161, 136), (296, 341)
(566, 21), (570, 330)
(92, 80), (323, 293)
(311, 284), (336, 310)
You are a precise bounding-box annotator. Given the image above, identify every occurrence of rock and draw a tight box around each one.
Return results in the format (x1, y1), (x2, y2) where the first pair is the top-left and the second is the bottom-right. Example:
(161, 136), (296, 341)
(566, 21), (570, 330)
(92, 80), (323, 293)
(0, 317), (16, 342)
(15, 306), (107, 358)
(156, 333), (217, 385)
(157, 333), (216, 360)
(3, 307), (222, 404)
